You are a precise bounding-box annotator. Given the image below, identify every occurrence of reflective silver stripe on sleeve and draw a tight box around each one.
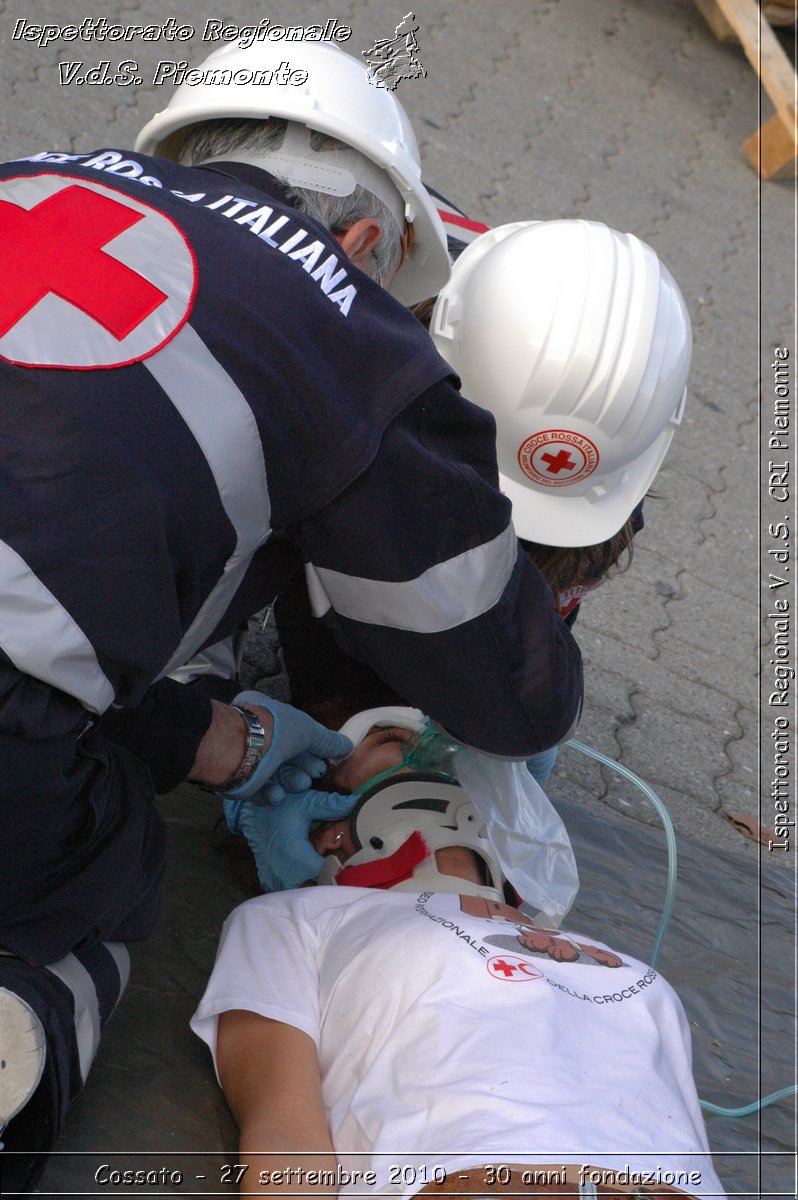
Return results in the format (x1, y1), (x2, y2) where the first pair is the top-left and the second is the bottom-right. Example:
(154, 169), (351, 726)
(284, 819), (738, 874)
(167, 638), (238, 686)
(104, 942), (131, 994)
(0, 539), (115, 713)
(145, 324), (272, 677)
(305, 524), (518, 633)
(0, 329), (269, 710)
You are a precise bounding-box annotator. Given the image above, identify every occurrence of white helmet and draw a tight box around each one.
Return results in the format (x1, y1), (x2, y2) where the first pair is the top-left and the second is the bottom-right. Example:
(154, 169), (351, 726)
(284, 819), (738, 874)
(430, 220), (691, 546)
(319, 774), (506, 902)
(135, 41), (450, 305)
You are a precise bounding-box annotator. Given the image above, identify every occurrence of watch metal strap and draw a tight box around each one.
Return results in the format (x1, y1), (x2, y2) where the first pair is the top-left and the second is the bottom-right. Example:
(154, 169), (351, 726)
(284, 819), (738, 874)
(221, 704), (268, 790)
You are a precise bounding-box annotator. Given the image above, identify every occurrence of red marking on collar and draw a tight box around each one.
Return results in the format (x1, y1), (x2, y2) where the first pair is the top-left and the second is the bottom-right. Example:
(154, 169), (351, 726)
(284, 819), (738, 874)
(436, 209), (490, 234)
(334, 831), (429, 890)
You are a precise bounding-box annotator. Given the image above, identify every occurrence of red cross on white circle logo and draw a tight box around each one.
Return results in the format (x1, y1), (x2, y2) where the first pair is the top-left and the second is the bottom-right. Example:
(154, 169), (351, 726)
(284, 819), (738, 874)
(487, 954), (543, 981)
(517, 429), (600, 488)
(0, 173), (197, 369)
(539, 448), (577, 475)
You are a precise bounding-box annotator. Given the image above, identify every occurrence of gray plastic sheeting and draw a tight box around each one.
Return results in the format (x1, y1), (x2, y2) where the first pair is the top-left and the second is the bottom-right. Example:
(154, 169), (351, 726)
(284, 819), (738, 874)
(37, 785), (794, 1199)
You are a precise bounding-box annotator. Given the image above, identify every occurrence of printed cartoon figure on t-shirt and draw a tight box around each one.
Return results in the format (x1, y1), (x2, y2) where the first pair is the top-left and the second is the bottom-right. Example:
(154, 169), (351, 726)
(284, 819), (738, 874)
(515, 927), (623, 967)
(458, 894), (627, 968)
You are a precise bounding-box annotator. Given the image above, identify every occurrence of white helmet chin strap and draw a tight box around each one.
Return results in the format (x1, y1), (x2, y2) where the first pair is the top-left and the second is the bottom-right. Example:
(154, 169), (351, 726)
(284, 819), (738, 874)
(202, 122), (407, 231)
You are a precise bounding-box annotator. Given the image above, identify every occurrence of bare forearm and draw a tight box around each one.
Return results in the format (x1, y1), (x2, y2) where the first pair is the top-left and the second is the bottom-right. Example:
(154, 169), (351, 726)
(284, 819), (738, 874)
(236, 1134), (337, 1198)
(217, 1012), (335, 1198)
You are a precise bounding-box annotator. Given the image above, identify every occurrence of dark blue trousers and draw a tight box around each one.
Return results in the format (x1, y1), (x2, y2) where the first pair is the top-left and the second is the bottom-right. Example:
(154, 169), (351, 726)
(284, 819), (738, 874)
(1, 943), (129, 1194)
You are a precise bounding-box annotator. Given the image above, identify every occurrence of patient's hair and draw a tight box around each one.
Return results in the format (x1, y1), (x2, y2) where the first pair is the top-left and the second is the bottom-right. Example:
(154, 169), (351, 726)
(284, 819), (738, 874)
(519, 517), (636, 611)
(409, 295), (436, 327)
(179, 116), (405, 283)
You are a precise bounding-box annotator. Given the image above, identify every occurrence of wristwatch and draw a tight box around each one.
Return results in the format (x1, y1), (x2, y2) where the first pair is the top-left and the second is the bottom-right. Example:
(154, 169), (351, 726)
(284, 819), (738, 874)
(220, 705), (268, 790)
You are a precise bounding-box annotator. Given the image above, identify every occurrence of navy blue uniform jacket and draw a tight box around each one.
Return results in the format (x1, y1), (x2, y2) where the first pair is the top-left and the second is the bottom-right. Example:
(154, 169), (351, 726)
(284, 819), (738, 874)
(0, 149), (582, 780)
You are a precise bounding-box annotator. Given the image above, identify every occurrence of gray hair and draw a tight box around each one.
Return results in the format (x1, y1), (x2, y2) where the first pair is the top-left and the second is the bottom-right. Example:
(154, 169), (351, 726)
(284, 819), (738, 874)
(179, 117), (404, 285)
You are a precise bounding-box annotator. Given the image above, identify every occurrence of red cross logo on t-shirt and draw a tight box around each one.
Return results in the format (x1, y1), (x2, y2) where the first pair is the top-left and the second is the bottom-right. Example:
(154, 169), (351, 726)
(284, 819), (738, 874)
(0, 173), (197, 369)
(487, 954), (543, 981)
(492, 958), (522, 977)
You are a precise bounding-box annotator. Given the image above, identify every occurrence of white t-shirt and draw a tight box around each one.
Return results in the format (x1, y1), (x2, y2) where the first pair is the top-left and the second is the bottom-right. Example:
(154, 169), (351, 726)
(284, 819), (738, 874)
(192, 888), (725, 1198)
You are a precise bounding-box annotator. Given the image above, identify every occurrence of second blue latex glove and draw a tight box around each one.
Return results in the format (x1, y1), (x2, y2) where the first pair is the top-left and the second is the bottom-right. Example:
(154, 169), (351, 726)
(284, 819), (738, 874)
(226, 788), (356, 892)
(254, 751), (330, 805)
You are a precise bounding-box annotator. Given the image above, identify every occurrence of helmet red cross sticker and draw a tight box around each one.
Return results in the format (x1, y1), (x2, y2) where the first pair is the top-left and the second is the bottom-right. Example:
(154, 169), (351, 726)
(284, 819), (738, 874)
(486, 954), (543, 981)
(517, 429), (599, 488)
(0, 173), (196, 369)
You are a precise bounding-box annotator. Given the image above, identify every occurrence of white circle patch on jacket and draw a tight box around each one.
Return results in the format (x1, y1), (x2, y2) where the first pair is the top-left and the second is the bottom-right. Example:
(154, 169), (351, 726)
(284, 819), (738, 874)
(0, 173), (196, 369)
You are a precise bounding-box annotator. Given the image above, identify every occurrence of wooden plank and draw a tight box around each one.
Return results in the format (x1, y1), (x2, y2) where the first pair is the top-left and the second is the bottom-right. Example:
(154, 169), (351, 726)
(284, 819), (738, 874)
(744, 108), (798, 176)
(762, 2), (798, 27)
(694, 0), (797, 177)
(697, 0), (798, 38)
(712, 0), (798, 120)
(694, 0), (738, 40)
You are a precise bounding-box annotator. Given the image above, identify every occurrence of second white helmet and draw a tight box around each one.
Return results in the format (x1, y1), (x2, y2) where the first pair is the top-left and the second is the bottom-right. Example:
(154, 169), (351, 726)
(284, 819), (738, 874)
(430, 220), (691, 546)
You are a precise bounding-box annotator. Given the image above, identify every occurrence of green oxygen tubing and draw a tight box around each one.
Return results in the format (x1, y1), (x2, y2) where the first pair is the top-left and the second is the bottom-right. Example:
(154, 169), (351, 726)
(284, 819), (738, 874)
(566, 738), (797, 1121)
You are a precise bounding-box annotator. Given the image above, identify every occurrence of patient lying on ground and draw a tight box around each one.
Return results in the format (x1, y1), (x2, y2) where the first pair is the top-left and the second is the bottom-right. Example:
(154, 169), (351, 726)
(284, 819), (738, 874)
(197, 707), (727, 1199)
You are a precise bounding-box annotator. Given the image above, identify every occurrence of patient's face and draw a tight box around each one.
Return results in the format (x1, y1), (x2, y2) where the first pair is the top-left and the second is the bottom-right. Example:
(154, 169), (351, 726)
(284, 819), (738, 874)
(311, 724), (418, 865)
(330, 724), (417, 795)
(312, 721), (488, 889)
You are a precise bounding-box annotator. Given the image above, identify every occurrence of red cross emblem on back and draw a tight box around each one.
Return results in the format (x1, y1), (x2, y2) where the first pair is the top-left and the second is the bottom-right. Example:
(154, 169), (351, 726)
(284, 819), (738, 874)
(0, 186), (167, 339)
(0, 173), (196, 370)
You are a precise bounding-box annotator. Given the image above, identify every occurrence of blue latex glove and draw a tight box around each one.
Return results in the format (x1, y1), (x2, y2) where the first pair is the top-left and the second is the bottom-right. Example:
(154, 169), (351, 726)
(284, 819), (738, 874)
(255, 751), (330, 805)
(223, 691), (352, 801)
(226, 788), (356, 892)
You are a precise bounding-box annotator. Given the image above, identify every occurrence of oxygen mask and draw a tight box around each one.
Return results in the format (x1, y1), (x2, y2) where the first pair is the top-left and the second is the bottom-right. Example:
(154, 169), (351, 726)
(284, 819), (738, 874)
(352, 720), (462, 795)
(400, 723), (461, 774)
